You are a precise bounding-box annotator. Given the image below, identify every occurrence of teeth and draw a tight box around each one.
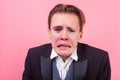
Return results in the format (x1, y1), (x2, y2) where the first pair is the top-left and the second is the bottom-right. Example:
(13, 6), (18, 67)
(58, 45), (71, 47)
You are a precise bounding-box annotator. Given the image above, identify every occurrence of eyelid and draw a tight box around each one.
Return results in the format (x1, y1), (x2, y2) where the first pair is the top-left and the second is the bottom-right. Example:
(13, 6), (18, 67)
(67, 27), (75, 32)
(52, 26), (76, 32)
(53, 26), (63, 31)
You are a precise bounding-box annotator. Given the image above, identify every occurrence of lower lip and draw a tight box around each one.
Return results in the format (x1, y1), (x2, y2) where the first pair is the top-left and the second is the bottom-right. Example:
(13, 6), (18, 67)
(58, 45), (70, 50)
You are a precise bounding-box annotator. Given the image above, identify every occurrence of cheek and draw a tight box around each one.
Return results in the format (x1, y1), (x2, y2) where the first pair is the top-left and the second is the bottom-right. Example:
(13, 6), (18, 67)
(70, 34), (80, 42)
(50, 32), (59, 43)
(69, 34), (80, 46)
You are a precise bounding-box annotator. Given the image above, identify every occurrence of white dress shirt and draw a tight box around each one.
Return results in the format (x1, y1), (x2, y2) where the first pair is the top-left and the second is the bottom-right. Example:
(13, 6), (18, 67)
(50, 48), (78, 80)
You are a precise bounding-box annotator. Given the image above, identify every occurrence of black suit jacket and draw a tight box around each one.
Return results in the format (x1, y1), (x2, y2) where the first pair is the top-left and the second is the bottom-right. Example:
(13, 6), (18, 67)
(22, 43), (111, 80)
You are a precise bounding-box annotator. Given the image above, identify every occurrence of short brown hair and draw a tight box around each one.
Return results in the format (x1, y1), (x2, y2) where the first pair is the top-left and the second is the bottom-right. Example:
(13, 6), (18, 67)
(48, 4), (86, 32)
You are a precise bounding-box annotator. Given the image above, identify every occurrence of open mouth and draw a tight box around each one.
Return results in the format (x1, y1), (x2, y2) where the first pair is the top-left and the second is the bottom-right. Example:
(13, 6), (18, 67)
(57, 44), (71, 49)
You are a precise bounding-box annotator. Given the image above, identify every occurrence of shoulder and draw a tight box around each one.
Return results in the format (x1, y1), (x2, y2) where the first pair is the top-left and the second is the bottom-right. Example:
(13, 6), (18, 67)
(78, 43), (108, 54)
(27, 43), (52, 58)
(77, 43), (109, 59)
(29, 43), (52, 51)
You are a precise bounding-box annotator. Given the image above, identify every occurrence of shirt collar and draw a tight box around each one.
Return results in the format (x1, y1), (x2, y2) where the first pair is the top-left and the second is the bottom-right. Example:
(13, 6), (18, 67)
(50, 48), (78, 61)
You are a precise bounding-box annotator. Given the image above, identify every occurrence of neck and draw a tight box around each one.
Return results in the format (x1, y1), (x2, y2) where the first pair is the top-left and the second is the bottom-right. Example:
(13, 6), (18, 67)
(61, 55), (70, 62)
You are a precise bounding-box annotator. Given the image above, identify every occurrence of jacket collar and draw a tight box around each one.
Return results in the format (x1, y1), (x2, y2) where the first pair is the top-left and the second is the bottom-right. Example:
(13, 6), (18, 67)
(50, 48), (78, 61)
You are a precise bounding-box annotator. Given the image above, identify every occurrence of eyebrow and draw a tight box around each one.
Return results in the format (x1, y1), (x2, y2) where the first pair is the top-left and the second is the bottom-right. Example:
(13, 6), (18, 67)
(52, 26), (62, 29)
(53, 25), (77, 31)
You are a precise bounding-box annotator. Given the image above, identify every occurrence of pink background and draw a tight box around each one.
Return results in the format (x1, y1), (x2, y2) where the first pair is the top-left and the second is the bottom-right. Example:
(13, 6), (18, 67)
(0, 0), (120, 80)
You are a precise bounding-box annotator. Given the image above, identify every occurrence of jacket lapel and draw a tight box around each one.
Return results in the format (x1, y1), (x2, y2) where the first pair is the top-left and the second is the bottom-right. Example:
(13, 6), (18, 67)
(40, 56), (52, 80)
(74, 59), (88, 80)
(73, 43), (88, 80)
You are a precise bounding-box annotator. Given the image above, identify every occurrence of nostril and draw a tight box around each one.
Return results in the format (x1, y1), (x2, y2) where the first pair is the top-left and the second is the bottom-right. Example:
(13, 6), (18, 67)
(60, 38), (68, 40)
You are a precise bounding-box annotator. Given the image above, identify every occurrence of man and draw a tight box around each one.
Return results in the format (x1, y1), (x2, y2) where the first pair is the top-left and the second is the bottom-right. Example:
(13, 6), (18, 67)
(22, 4), (111, 80)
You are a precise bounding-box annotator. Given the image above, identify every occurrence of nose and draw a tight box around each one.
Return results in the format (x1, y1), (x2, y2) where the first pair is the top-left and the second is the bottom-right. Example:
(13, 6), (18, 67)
(60, 29), (68, 40)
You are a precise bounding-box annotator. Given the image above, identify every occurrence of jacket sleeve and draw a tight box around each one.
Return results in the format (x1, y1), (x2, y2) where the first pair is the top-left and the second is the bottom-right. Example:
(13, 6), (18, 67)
(97, 52), (111, 80)
(22, 49), (33, 80)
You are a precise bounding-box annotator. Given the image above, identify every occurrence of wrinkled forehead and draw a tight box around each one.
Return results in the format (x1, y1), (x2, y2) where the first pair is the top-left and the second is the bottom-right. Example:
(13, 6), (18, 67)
(50, 13), (80, 30)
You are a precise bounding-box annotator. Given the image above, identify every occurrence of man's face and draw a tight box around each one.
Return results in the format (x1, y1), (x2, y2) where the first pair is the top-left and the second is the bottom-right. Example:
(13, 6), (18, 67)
(49, 13), (82, 59)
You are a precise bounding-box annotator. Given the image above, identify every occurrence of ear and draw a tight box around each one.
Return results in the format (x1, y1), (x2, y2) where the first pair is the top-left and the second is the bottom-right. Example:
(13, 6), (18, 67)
(79, 32), (83, 40)
(48, 29), (51, 39)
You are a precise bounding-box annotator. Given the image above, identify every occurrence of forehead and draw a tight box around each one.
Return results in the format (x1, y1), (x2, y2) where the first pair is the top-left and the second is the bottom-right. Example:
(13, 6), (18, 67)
(51, 13), (80, 27)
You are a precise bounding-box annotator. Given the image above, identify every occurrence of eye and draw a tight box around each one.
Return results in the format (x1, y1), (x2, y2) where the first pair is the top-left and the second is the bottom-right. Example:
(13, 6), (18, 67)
(68, 27), (75, 32)
(53, 26), (62, 32)
(54, 28), (61, 31)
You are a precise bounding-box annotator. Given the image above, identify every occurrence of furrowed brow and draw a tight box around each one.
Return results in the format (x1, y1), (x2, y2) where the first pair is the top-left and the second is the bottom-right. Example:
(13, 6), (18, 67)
(53, 26), (62, 29)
